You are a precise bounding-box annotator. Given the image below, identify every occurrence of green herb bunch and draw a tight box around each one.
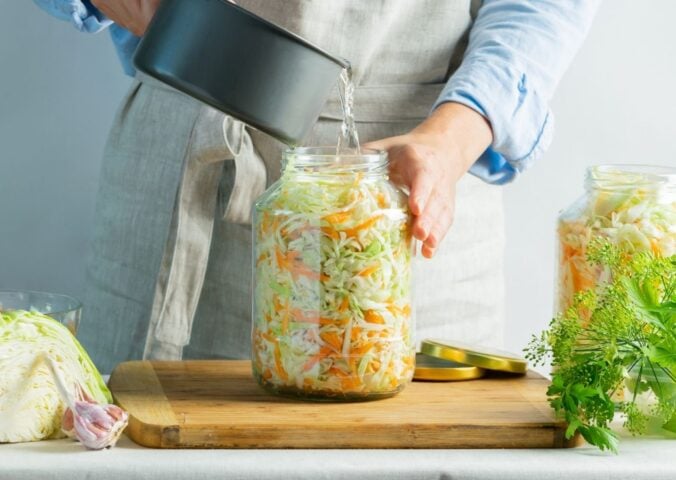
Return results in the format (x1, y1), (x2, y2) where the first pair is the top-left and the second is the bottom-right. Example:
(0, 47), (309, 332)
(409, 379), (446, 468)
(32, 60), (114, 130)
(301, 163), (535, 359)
(526, 238), (675, 452)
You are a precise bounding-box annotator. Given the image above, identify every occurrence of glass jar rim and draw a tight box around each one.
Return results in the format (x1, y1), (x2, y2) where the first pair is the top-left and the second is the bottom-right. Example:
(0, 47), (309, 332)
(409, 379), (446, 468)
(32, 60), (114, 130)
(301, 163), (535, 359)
(585, 164), (676, 191)
(0, 289), (82, 316)
(283, 146), (388, 173)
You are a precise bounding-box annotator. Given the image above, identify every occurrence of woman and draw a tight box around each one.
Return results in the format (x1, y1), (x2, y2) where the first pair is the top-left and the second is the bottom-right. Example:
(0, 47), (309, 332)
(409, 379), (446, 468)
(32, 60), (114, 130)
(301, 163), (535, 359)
(35, 0), (600, 373)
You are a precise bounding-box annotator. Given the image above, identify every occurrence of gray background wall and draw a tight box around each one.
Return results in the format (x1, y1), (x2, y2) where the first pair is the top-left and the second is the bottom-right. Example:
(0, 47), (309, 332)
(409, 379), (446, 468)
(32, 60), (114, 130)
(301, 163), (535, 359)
(1, 1), (674, 356)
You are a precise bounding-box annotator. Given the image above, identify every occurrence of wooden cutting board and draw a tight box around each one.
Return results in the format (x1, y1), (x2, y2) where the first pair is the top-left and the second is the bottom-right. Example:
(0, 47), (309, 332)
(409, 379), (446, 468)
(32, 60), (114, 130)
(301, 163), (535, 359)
(108, 360), (580, 449)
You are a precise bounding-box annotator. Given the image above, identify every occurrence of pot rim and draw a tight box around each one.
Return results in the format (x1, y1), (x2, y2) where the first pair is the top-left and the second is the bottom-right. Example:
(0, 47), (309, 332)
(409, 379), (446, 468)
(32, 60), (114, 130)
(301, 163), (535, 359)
(218, 0), (349, 69)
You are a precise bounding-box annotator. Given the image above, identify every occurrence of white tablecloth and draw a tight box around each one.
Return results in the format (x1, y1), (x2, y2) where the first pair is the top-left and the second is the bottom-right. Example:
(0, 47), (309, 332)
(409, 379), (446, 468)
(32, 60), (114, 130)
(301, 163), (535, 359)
(1, 432), (674, 480)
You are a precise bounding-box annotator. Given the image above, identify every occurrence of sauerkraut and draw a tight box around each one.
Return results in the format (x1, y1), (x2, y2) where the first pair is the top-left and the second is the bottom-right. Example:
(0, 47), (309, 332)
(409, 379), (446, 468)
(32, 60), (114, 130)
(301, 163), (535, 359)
(252, 165), (414, 399)
(558, 166), (675, 312)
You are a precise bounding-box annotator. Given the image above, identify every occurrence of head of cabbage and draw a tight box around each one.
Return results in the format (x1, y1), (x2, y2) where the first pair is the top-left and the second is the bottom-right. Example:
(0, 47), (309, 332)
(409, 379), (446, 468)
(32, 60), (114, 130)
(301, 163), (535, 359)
(0, 310), (111, 443)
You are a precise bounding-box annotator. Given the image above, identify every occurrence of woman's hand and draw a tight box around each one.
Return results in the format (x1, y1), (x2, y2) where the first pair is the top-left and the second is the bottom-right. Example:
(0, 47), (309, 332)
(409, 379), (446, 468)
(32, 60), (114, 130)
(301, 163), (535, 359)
(365, 102), (493, 259)
(91, 0), (162, 36)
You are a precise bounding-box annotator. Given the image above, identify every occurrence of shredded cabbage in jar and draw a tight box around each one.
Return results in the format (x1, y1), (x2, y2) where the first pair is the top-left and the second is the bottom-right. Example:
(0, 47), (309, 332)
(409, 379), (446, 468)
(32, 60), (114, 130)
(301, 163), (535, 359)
(252, 170), (414, 398)
(558, 176), (676, 312)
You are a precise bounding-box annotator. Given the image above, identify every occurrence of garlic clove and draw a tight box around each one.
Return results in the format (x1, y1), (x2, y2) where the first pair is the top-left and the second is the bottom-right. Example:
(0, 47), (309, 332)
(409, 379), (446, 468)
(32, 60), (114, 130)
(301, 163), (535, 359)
(62, 398), (129, 449)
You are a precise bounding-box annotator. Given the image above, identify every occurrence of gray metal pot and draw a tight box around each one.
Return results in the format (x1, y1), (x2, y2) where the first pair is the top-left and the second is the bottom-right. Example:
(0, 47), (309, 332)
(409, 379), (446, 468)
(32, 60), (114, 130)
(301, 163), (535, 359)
(133, 0), (348, 145)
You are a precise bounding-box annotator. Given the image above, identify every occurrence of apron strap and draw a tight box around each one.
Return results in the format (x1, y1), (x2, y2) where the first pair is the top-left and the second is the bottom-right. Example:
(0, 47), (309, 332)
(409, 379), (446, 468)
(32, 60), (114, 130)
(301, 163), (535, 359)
(143, 105), (265, 357)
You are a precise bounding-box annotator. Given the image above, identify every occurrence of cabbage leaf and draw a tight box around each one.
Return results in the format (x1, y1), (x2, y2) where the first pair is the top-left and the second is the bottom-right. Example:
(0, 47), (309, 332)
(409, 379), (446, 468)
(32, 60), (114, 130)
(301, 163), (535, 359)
(0, 310), (111, 443)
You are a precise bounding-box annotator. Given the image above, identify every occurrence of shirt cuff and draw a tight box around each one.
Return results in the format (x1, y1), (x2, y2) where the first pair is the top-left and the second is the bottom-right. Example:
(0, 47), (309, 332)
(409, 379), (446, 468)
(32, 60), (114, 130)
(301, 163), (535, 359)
(110, 25), (141, 76)
(33, 0), (112, 33)
(435, 58), (555, 185)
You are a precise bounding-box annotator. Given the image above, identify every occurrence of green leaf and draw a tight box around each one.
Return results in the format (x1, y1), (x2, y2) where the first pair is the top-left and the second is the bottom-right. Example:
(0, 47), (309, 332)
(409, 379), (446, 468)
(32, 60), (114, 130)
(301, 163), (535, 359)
(662, 413), (676, 433)
(648, 346), (676, 370)
(550, 397), (563, 411)
(578, 425), (619, 453)
(547, 376), (565, 395)
(563, 393), (578, 414)
(565, 416), (582, 439)
(571, 383), (599, 399)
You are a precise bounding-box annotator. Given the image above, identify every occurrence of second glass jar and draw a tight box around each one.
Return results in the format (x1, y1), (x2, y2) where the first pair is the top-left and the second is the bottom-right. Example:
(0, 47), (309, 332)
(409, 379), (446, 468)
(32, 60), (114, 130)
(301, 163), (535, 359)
(251, 147), (414, 400)
(557, 164), (675, 313)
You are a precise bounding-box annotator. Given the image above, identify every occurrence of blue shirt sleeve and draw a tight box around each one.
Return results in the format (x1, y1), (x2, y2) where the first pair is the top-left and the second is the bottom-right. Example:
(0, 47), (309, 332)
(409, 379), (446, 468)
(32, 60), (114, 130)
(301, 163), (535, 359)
(33, 0), (111, 33)
(109, 25), (141, 76)
(436, 0), (602, 185)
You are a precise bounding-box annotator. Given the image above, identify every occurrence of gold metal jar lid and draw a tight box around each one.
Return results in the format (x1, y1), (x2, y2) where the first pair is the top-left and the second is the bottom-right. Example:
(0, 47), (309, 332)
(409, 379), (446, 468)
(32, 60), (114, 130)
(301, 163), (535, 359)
(420, 339), (528, 375)
(413, 353), (485, 381)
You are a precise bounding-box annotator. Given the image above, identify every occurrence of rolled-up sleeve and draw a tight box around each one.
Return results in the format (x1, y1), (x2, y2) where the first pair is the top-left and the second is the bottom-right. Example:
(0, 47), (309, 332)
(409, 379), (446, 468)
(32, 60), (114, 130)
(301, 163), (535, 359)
(33, 0), (111, 33)
(436, 0), (602, 184)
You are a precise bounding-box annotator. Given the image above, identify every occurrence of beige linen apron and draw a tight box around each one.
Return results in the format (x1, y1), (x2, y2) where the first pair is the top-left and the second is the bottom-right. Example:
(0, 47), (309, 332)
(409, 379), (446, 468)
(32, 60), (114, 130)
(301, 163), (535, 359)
(81, 0), (504, 373)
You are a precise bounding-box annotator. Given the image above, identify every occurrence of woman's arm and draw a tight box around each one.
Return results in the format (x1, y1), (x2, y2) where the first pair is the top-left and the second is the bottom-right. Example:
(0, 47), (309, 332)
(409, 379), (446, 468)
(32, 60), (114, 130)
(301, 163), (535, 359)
(367, 0), (602, 258)
(439, 0), (603, 184)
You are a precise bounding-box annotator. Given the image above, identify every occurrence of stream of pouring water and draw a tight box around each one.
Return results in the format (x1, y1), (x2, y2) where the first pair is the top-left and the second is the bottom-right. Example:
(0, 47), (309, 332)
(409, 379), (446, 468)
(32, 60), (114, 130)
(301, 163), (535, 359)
(336, 66), (361, 155)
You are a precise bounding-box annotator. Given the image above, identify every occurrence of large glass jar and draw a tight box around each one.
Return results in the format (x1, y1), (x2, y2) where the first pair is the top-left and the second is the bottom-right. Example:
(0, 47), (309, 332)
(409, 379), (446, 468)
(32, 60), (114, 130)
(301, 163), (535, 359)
(251, 147), (414, 400)
(557, 165), (675, 313)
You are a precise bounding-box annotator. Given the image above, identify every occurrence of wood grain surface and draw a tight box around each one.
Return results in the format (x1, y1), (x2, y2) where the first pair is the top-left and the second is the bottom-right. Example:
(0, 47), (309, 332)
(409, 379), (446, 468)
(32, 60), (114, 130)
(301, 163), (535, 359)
(108, 360), (580, 449)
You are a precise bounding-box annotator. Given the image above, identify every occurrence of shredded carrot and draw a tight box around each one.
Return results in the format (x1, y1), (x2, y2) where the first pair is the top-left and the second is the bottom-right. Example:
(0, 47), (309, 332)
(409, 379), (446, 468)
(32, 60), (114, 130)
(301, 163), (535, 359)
(291, 265), (321, 281)
(320, 331), (343, 351)
(650, 239), (661, 256)
(290, 308), (320, 324)
(281, 309), (289, 334)
(348, 357), (359, 374)
(275, 247), (285, 268)
(351, 342), (374, 355)
(274, 342), (288, 381)
(364, 310), (385, 324)
(261, 332), (276, 343)
(320, 316), (345, 326)
(302, 354), (322, 372)
(321, 226), (340, 240)
(340, 375), (362, 391)
(345, 215), (383, 238)
(318, 346), (335, 358)
(376, 192), (387, 208)
(323, 210), (351, 225)
(358, 264), (379, 277)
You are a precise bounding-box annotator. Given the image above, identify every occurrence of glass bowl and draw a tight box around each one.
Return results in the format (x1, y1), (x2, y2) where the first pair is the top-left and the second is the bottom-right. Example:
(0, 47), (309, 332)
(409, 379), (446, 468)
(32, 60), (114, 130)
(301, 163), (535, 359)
(0, 290), (82, 335)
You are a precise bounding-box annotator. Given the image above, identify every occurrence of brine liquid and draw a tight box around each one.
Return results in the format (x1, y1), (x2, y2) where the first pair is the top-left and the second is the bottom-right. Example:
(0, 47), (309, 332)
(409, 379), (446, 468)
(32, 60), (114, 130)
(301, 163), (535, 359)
(336, 66), (361, 154)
